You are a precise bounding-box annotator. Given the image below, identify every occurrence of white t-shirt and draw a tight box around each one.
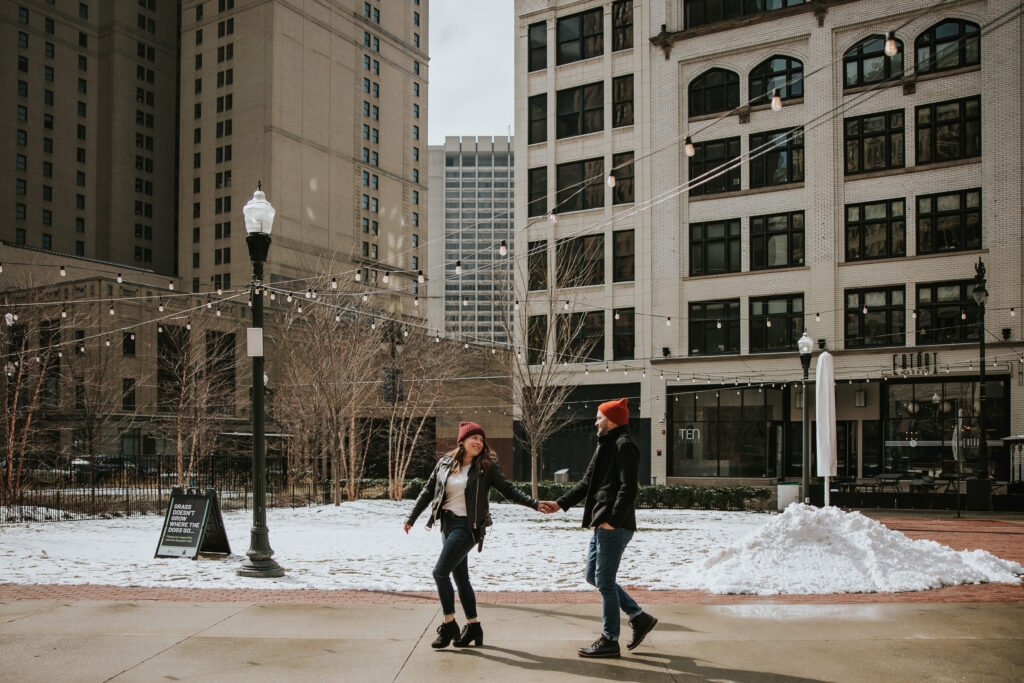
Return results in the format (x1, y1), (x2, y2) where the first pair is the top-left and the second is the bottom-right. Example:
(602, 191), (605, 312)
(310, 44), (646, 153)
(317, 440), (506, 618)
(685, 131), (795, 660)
(443, 468), (468, 516)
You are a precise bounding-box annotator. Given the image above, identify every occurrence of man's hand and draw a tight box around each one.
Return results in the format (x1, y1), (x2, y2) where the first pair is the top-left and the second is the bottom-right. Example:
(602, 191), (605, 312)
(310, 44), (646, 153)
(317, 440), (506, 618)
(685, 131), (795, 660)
(538, 501), (560, 514)
(403, 522), (412, 534)
(597, 522), (615, 530)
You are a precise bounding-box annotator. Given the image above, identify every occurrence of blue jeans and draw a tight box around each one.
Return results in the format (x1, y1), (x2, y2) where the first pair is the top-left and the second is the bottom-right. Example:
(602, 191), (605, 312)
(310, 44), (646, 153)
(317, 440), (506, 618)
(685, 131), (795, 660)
(585, 527), (641, 640)
(433, 513), (478, 619)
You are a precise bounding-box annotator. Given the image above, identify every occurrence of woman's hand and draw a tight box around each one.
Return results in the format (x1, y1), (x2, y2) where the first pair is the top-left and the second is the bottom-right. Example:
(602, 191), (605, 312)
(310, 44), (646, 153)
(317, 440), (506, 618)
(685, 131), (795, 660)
(597, 522), (615, 530)
(403, 522), (412, 534)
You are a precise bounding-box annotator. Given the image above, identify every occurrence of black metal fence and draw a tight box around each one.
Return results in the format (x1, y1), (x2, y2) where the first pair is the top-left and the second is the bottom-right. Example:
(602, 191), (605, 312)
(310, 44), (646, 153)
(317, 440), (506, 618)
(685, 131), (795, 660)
(0, 453), (326, 523)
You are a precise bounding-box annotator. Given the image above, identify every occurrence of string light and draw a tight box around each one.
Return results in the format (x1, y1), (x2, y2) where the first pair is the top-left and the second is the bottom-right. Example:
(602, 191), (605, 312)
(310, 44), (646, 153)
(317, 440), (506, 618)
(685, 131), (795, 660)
(815, 312), (820, 322)
(766, 319), (772, 327)
(961, 310), (967, 320)
(716, 320), (722, 329)
(206, 296), (213, 309)
(331, 277), (338, 290)
(884, 31), (898, 57)
(286, 294), (293, 303)
(116, 273), (123, 284)
(158, 299), (164, 312)
(614, 311), (620, 320)
(463, 297), (469, 307)
(362, 294), (368, 303)
(548, 210), (559, 224)
(355, 271), (362, 282)
(499, 240), (508, 256)
(436, 334), (441, 343)
(912, 309), (917, 319)
(607, 175), (616, 188)
(563, 301), (569, 310)
(61, 304), (67, 319)
(108, 301), (115, 316)
(215, 307), (221, 317)
(770, 89), (782, 111)
(863, 305), (868, 314)
(417, 270), (425, 283)
(186, 318), (191, 330)
(168, 281), (174, 290)
(217, 288), (223, 296)
(666, 317), (671, 327)
(60, 265), (67, 277)
(414, 296), (419, 306)
(305, 289), (312, 299)
(684, 136), (695, 157)
(382, 272), (390, 284)
(297, 303), (303, 313)
(0, 262), (4, 273)
(105, 338), (111, 347)
(455, 261), (463, 276)
(1012, 308), (1016, 317)
(514, 301), (519, 311)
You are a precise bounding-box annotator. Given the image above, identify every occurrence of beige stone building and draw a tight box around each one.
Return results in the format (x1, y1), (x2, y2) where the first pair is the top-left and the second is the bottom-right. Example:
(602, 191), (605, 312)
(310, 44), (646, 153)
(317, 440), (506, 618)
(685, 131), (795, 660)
(516, 0), (1024, 497)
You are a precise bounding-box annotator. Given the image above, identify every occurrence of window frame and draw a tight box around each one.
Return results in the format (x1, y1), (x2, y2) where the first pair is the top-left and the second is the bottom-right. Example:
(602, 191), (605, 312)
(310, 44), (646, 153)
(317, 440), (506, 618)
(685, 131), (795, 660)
(844, 198), (906, 262)
(611, 0), (633, 52)
(750, 210), (805, 270)
(749, 294), (804, 353)
(749, 127), (804, 188)
(612, 74), (634, 127)
(612, 229), (634, 282)
(528, 21), (546, 72)
(556, 233), (604, 288)
(527, 167), (547, 217)
(915, 95), (980, 166)
(555, 157), (604, 213)
(843, 34), (904, 89)
(690, 218), (741, 276)
(556, 8), (603, 66)
(749, 55), (804, 106)
(528, 93), (546, 144)
(915, 280), (978, 345)
(915, 19), (980, 75)
(688, 299), (740, 356)
(916, 188), (981, 255)
(556, 81), (603, 139)
(688, 68), (739, 117)
(688, 136), (741, 196)
(611, 152), (634, 204)
(845, 286), (906, 348)
(844, 108), (905, 175)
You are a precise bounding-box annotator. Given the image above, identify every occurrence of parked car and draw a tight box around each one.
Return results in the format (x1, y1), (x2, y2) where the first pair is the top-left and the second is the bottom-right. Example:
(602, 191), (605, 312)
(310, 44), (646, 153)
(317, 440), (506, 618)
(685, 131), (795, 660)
(73, 456), (137, 483)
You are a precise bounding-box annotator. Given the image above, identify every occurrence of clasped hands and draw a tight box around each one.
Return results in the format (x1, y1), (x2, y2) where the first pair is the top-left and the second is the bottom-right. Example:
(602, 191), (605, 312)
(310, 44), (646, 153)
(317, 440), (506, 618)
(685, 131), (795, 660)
(537, 500), (559, 514)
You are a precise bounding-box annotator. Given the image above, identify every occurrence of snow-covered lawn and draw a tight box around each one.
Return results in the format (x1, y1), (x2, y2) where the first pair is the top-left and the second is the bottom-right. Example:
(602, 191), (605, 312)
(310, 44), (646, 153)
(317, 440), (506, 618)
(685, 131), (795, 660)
(0, 501), (1020, 594)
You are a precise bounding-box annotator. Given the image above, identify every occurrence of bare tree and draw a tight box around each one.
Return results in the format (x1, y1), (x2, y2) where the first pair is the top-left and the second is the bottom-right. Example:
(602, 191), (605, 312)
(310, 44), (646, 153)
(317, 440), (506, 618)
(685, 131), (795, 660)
(493, 236), (603, 498)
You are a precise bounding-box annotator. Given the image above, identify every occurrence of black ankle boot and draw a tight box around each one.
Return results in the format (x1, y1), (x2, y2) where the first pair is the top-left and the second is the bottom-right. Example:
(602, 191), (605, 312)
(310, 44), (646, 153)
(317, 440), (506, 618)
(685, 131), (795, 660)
(431, 620), (460, 649)
(453, 621), (483, 647)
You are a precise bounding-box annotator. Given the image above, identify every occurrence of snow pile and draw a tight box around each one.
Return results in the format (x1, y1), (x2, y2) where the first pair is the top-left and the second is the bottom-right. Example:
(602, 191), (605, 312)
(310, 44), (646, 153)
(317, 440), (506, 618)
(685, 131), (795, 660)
(0, 506), (79, 523)
(687, 503), (1024, 595)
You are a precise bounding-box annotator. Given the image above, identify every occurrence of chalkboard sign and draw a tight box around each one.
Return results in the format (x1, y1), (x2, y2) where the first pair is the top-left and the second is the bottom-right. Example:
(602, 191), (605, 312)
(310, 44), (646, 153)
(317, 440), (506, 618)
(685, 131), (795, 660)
(155, 487), (231, 559)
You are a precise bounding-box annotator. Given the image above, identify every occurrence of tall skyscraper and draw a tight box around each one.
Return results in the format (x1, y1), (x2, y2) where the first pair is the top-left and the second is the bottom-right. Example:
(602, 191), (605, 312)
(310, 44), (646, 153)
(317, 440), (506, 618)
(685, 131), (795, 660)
(428, 136), (514, 344)
(2, 0), (179, 274)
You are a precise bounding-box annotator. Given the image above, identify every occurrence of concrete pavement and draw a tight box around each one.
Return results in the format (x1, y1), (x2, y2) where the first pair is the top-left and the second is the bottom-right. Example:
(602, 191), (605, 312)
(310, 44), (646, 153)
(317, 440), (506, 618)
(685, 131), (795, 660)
(2, 599), (1023, 682)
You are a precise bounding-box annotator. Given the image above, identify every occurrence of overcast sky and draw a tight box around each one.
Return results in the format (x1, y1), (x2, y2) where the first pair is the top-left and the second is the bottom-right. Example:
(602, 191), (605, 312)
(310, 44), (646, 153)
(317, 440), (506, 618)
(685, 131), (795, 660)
(428, 0), (515, 145)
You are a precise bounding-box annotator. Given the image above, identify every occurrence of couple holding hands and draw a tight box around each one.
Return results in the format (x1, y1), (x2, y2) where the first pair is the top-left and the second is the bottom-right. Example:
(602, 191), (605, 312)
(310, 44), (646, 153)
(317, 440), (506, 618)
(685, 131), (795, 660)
(403, 398), (658, 658)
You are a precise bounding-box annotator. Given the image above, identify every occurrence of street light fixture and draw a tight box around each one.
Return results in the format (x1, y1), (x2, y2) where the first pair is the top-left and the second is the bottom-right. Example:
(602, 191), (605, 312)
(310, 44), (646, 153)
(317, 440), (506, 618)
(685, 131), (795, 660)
(972, 257), (989, 480)
(797, 330), (814, 504)
(238, 184), (284, 578)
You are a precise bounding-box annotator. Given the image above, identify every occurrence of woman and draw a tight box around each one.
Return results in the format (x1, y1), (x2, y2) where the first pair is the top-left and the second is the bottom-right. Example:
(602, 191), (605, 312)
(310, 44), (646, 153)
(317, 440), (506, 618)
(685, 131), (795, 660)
(404, 421), (544, 649)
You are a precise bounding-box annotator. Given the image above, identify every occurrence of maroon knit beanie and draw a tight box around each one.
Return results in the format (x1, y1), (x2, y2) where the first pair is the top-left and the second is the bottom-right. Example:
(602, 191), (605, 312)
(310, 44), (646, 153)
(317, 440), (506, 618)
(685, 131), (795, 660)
(457, 421), (485, 444)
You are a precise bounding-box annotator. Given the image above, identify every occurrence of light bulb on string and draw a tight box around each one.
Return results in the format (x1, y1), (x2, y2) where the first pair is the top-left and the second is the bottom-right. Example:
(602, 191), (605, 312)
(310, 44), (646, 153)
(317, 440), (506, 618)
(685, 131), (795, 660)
(1012, 308), (1016, 317)
(863, 305), (868, 314)
(463, 297), (469, 307)
(286, 294), (293, 303)
(912, 309), (917, 319)
(815, 312), (820, 322)
(168, 281), (174, 290)
(335, 313), (341, 322)
(215, 307), (221, 317)
(684, 136), (695, 157)
(563, 301), (569, 310)
(403, 329), (408, 337)
(382, 272), (390, 284)
(331, 277), (338, 290)
(417, 270), (425, 284)
(614, 311), (620, 321)
(108, 301), (115, 316)
(305, 289), (312, 299)
(884, 31), (898, 57)
(130, 333), (135, 341)
(961, 310), (967, 320)
(414, 296), (419, 307)
(499, 240), (508, 256)
(158, 324), (163, 333)
(770, 89), (782, 111)
(514, 300), (519, 311)
(186, 319), (191, 330)
(362, 294), (368, 303)
(61, 304), (67, 319)
(607, 175), (616, 188)
(716, 320), (722, 329)
(464, 342), (469, 349)
(548, 210), (558, 223)
(270, 292), (276, 300)
(116, 273), (123, 284)
(297, 303), (303, 314)
(60, 265), (67, 277)
(105, 338), (111, 347)
(355, 271), (362, 282)
(206, 296), (212, 309)
(158, 298), (164, 312)
(217, 288), (223, 296)
(666, 317), (671, 327)
(766, 319), (772, 327)
(0, 263), (3, 273)
(435, 334), (441, 343)
(455, 261), (462, 276)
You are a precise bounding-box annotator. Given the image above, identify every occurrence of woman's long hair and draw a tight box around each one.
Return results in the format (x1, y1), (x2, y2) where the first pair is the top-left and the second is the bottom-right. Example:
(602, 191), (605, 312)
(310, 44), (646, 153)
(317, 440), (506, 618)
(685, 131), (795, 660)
(447, 438), (495, 475)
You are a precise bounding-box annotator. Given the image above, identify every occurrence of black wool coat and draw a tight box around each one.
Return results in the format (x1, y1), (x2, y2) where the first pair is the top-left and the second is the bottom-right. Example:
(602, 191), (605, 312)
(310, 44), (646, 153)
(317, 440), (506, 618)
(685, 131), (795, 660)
(555, 425), (639, 531)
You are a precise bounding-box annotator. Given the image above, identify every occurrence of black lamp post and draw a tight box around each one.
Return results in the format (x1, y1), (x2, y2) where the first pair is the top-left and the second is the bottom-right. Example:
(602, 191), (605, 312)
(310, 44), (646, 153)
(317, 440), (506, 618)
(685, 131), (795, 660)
(798, 330), (814, 504)
(972, 257), (988, 480)
(238, 184), (284, 578)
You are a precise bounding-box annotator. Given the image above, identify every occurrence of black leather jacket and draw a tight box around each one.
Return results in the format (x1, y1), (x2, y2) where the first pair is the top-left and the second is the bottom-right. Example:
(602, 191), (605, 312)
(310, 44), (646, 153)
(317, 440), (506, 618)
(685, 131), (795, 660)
(556, 425), (638, 531)
(406, 454), (538, 548)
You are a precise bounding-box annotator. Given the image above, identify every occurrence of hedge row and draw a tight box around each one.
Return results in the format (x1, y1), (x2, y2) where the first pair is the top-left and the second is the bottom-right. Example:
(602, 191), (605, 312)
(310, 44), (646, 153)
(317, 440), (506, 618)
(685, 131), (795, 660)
(396, 479), (771, 511)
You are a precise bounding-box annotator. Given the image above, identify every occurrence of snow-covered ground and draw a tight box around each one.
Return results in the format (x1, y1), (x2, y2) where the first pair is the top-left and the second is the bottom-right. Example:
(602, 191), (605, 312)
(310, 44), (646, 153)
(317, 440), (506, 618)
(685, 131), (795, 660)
(0, 501), (1020, 594)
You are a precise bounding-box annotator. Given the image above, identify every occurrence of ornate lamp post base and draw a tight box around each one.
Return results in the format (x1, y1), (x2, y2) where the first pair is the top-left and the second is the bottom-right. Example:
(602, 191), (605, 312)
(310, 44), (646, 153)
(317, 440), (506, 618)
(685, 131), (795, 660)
(237, 527), (284, 577)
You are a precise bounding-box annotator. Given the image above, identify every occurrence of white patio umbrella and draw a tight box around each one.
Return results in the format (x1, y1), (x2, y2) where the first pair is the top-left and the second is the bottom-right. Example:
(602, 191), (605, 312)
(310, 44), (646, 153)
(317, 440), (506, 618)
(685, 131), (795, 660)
(815, 350), (838, 505)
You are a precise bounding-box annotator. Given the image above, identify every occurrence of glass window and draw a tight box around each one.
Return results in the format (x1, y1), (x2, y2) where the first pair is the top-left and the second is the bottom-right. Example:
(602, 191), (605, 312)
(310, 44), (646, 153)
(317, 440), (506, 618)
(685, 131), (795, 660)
(916, 188), (981, 255)
(689, 299), (740, 355)
(749, 127), (803, 187)
(844, 109), (904, 174)
(528, 167), (547, 217)
(749, 55), (803, 105)
(528, 21), (546, 71)
(749, 294), (804, 353)
(844, 34), (903, 89)
(556, 234), (603, 287)
(845, 286), (905, 348)
(688, 68), (739, 117)
(613, 308), (634, 360)
(845, 198), (906, 261)
(750, 211), (804, 270)
(611, 152), (634, 204)
(916, 19), (980, 75)
(690, 219), (741, 276)
(556, 8), (602, 65)
(528, 240), (547, 291)
(915, 96), (980, 165)
(557, 311), (604, 362)
(915, 281), (978, 345)
(555, 157), (603, 212)
(689, 137), (740, 196)
(528, 315), (547, 365)
(612, 0), (633, 51)
(528, 93), (546, 144)
(685, 0), (807, 29)
(612, 74), (633, 127)
(613, 230), (634, 282)
(556, 82), (603, 139)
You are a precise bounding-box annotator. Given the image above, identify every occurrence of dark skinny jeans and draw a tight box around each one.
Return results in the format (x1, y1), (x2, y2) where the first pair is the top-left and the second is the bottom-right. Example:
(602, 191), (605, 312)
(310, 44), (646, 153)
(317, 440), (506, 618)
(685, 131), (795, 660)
(432, 511), (478, 619)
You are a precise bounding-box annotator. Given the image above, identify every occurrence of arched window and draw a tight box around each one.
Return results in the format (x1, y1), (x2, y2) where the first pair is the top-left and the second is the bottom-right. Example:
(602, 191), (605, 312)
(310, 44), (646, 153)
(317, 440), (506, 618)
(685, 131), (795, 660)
(843, 35), (903, 89)
(749, 55), (804, 106)
(915, 19), (980, 75)
(688, 68), (739, 117)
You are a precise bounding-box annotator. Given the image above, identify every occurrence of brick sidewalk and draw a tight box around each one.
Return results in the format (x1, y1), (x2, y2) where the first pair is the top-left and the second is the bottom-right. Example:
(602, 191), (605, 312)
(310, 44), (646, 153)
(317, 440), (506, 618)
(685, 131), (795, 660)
(2, 516), (1020, 606)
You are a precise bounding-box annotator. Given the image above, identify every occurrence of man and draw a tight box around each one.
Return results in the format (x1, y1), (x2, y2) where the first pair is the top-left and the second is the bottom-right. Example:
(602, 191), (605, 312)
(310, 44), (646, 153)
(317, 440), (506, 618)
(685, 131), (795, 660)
(540, 397), (657, 658)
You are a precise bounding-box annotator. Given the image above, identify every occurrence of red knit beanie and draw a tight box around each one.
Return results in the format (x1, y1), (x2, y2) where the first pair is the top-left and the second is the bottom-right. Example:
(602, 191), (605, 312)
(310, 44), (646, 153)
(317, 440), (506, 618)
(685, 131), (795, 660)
(457, 421), (485, 443)
(598, 398), (629, 426)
